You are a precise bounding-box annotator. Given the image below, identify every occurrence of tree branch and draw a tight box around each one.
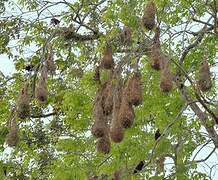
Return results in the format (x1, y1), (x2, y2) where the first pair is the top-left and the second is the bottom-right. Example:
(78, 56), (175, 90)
(194, 147), (216, 163)
(30, 112), (57, 118)
(177, 16), (214, 75)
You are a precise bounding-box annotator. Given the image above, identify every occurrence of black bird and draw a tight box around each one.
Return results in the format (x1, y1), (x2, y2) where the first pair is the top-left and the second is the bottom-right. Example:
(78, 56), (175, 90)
(51, 18), (60, 26)
(155, 129), (161, 140)
(25, 64), (34, 71)
(133, 160), (144, 174)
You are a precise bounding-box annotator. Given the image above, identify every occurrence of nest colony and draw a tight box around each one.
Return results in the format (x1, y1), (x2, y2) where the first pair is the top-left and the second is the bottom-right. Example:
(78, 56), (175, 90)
(91, 46), (143, 154)
(6, 45), (56, 147)
(142, 1), (213, 93)
(149, 27), (173, 92)
(91, 1), (213, 155)
(142, 1), (174, 92)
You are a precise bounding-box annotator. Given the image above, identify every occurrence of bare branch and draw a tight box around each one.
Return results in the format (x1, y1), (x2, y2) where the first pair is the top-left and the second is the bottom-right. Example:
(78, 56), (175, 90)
(30, 112), (57, 118)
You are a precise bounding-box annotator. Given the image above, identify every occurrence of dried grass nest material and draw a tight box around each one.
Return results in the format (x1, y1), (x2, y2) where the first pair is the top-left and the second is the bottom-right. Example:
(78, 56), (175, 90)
(91, 85), (108, 138)
(6, 119), (19, 147)
(35, 79), (48, 102)
(93, 66), (100, 82)
(118, 97), (135, 129)
(150, 45), (162, 70)
(96, 130), (111, 154)
(35, 69), (48, 103)
(17, 83), (30, 119)
(160, 63), (173, 92)
(110, 121), (124, 143)
(46, 46), (56, 73)
(125, 73), (143, 106)
(102, 81), (114, 115)
(197, 59), (212, 92)
(120, 26), (132, 45)
(100, 46), (114, 69)
(149, 27), (163, 70)
(110, 81), (124, 143)
(142, 1), (156, 30)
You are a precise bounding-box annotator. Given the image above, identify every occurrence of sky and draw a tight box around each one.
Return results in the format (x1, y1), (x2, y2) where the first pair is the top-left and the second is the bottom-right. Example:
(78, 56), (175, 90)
(0, 55), (15, 76)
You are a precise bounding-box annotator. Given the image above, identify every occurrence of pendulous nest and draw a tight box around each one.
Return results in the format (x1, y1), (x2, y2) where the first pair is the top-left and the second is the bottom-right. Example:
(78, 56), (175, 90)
(91, 85), (108, 138)
(46, 45), (56, 73)
(160, 62), (173, 92)
(17, 83), (30, 119)
(120, 26), (132, 45)
(102, 81), (114, 115)
(149, 27), (162, 70)
(118, 95), (135, 129)
(93, 66), (100, 82)
(142, 1), (156, 30)
(110, 80), (124, 143)
(197, 59), (212, 92)
(96, 129), (111, 154)
(36, 66), (48, 102)
(35, 79), (48, 102)
(6, 119), (19, 147)
(125, 72), (143, 106)
(100, 46), (114, 69)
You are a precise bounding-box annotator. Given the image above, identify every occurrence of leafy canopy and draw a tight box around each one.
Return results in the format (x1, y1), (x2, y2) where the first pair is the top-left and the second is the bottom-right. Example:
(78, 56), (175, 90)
(0, 0), (217, 179)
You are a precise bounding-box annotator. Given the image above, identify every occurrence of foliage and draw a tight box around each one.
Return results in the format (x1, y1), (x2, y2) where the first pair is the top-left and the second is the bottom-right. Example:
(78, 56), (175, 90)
(0, 0), (217, 179)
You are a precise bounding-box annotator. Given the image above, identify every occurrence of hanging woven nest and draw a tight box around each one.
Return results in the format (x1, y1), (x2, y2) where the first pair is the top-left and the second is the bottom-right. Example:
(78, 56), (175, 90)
(6, 118), (19, 147)
(110, 81), (124, 143)
(160, 62), (173, 92)
(96, 128), (111, 154)
(125, 72), (143, 106)
(149, 27), (162, 70)
(142, 1), (156, 30)
(35, 67), (48, 103)
(17, 83), (30, 119)
(91, 85), (108, 138)
(46, 45), (56, 73)
(100, 46), (114, 69)
(197, 59), (212, 92)
(102, 81), (114, 115)
(120, 26), (132, 45)
(118, 96), (135, 129)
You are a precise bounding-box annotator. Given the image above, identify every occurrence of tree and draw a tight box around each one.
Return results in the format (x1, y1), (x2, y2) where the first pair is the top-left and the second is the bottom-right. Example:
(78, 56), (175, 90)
(0, 0), (217, 179)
